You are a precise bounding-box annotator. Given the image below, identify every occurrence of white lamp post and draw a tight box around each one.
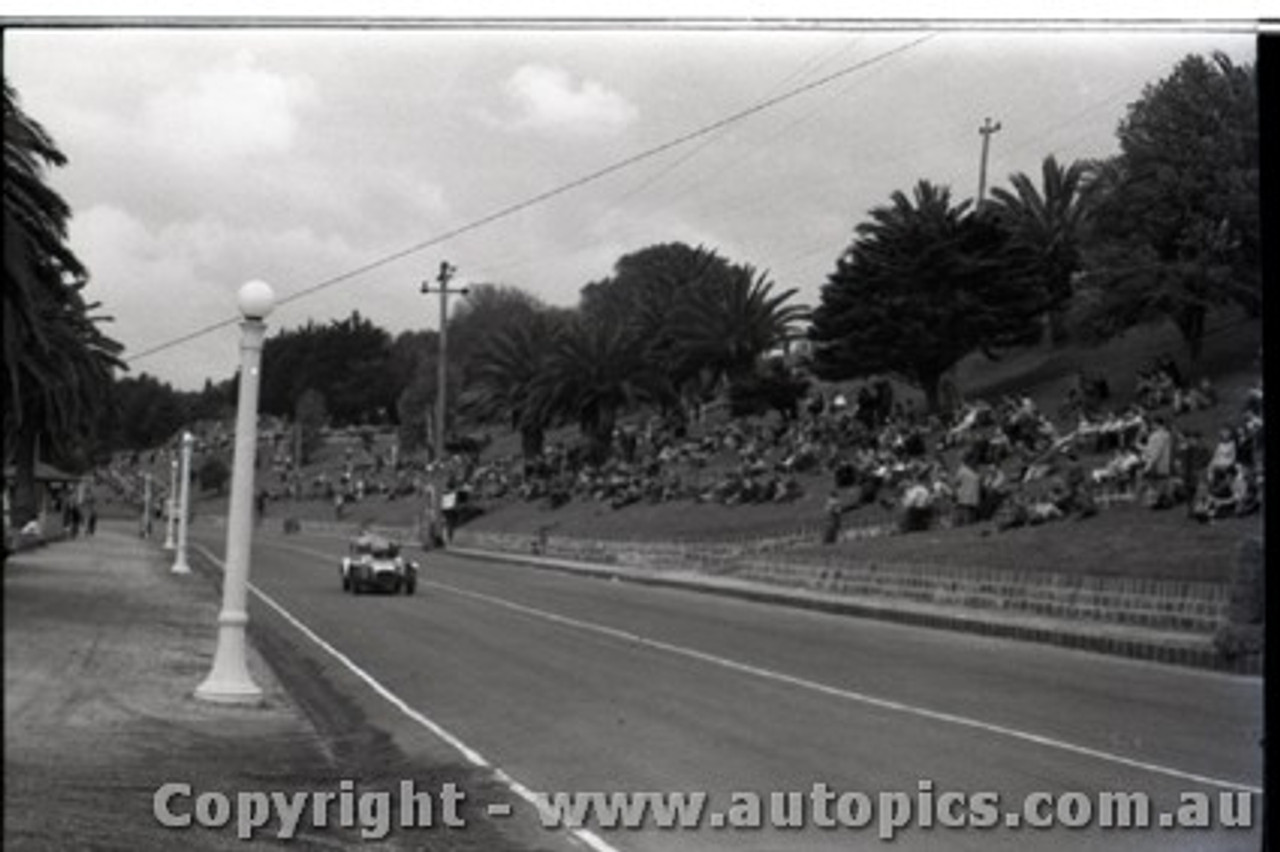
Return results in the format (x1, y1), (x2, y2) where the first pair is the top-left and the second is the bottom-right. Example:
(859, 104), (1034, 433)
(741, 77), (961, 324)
(171, 433), (194, 574)
(195, 280), (274, 705)
(163, 455), (178, 550)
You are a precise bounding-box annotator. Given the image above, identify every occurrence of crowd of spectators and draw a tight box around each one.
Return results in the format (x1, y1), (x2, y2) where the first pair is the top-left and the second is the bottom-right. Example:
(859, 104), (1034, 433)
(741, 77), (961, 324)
(444, 352), (1263, 541)
(96, 351), (1263, 544)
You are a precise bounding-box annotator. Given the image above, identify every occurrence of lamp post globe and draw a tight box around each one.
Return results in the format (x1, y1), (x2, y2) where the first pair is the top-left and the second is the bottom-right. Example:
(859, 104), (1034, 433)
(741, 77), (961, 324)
(196, 280), (275, 705)
(237, 279), (275, 320)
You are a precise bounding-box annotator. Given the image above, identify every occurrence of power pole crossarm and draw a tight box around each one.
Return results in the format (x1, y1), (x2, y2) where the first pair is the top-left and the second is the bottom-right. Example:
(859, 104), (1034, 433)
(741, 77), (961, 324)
(977, 116), (1002, 206)
(421, 261), (469, 464)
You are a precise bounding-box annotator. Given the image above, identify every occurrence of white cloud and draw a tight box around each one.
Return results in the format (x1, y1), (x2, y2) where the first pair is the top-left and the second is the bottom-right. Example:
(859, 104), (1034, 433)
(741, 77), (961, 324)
(488, 64), (637, 137)
(140, 51), (317, 164)
(70, 203), (373, 388)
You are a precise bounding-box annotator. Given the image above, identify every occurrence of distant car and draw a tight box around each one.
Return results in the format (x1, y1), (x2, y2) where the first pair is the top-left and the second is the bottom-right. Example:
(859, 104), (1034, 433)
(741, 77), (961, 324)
(341, 533), (418, 595)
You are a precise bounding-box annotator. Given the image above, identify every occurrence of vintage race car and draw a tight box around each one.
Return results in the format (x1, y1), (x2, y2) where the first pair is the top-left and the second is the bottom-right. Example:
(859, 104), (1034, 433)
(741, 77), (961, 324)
(341, 533), (418, 595)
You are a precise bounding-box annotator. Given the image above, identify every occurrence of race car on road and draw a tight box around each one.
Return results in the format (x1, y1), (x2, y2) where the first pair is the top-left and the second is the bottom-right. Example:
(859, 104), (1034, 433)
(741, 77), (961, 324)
(341, 533), (418, 595)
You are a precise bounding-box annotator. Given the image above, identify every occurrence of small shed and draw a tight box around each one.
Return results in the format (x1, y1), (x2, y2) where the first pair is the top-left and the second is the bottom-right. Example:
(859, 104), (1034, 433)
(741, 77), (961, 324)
(4, 461), (85, 533)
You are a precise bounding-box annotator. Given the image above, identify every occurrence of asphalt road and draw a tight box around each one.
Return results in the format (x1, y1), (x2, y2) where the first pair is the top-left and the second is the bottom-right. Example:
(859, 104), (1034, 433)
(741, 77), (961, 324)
(190, 527), (1263, 852)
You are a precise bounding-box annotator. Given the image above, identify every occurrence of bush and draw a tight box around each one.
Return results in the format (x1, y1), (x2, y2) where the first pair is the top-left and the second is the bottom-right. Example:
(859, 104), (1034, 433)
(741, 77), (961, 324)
(198, 456), (231, 495)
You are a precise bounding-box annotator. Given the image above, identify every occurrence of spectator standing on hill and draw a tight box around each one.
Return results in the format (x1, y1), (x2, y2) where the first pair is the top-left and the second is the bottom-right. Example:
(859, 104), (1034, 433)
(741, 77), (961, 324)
(1142, 417), (1174, 479)
(822, 490), (843, 544)
(1141, 416), (1176, 508)
(953, 455), (981, 526)
(86, 504), (97, 536)
(1180, 430), (1209, 519)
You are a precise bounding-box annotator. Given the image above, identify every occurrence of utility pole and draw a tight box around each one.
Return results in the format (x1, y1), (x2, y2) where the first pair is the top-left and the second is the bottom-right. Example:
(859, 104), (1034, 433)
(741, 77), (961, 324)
(977, 116), (1002, 206)
(421, 261), (469, 464)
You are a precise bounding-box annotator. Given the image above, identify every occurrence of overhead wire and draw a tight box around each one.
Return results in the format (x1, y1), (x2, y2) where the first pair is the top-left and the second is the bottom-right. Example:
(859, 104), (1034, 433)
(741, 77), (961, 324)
(465, 32), (870, 284)
(471, 50), (1165, 309)
(125, 32), (937, 365)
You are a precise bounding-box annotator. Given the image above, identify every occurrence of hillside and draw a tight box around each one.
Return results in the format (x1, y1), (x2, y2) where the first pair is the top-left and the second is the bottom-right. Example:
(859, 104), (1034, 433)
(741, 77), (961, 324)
(99, 311), (1263, 581)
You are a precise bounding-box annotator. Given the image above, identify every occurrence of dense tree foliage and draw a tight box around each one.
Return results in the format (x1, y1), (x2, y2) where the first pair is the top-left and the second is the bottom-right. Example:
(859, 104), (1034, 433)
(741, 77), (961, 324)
(99, 373), (234, 452)
(260, 311), (397, 427)
(197, 455), (230, 496)
(582, 243), (738, 392)
(809, 181), (1046, 412)
(1079, 52), (1258, 364)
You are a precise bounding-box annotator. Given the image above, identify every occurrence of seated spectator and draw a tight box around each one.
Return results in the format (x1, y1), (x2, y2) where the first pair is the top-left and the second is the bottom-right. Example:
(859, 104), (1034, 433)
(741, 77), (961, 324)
(1056, 452), (1098, 519)
(899, 479), (934, 533)
(1207, 428), (1238, 489)
(1191, 462), (1251, 522)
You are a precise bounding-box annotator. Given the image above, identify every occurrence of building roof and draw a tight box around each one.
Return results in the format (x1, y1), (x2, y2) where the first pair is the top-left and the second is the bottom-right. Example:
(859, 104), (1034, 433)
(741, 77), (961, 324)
(3, 462), (84, 483)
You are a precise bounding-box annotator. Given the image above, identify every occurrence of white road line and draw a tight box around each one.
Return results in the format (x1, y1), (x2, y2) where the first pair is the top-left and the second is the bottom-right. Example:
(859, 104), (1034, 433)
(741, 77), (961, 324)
(415, 578), (1262, 796)
(189, 543), (621, 852)
(238, 539), (1263, 795)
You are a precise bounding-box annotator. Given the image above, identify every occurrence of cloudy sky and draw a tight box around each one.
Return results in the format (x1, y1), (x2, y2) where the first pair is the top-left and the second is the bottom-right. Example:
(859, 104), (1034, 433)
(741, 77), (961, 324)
(4, 20), (1258, 389)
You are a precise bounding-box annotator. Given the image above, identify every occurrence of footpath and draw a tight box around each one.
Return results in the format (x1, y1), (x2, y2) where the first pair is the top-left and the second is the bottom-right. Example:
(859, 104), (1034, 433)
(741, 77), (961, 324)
(2, 524), (540, 852)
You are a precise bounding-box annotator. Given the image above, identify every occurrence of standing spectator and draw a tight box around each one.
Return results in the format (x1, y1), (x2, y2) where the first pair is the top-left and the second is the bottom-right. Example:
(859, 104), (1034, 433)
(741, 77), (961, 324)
(1142, 416), (1174, 479)
(1141, 416), (1175, 508)
(86, 504), (98, 536)
(822, 490), (843, 544)
(953, 454), (981, 526)
(1180, 431), (1209, 519)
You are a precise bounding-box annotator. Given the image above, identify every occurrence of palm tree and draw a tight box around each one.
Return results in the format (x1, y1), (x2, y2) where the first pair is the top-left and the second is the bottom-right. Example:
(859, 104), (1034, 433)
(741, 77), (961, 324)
(4, 79), (123, 525)
(810, 180), (1043, 413)
(470, 311), (561, 461)
(990, 155), (1091, 342)
(669, 265), (807, 392)
(538, 317), (673, 465)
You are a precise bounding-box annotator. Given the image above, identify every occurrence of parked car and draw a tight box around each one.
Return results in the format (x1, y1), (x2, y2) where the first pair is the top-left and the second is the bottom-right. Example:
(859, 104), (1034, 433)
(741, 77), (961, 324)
(341, 532), (418, 595)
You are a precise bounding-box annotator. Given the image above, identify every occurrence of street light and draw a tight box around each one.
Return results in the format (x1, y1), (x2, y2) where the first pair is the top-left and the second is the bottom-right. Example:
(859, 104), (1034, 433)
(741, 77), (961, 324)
(163, 455), (178, 550)
(170, 432), (194, 574)
(195, 280), (274, 705)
